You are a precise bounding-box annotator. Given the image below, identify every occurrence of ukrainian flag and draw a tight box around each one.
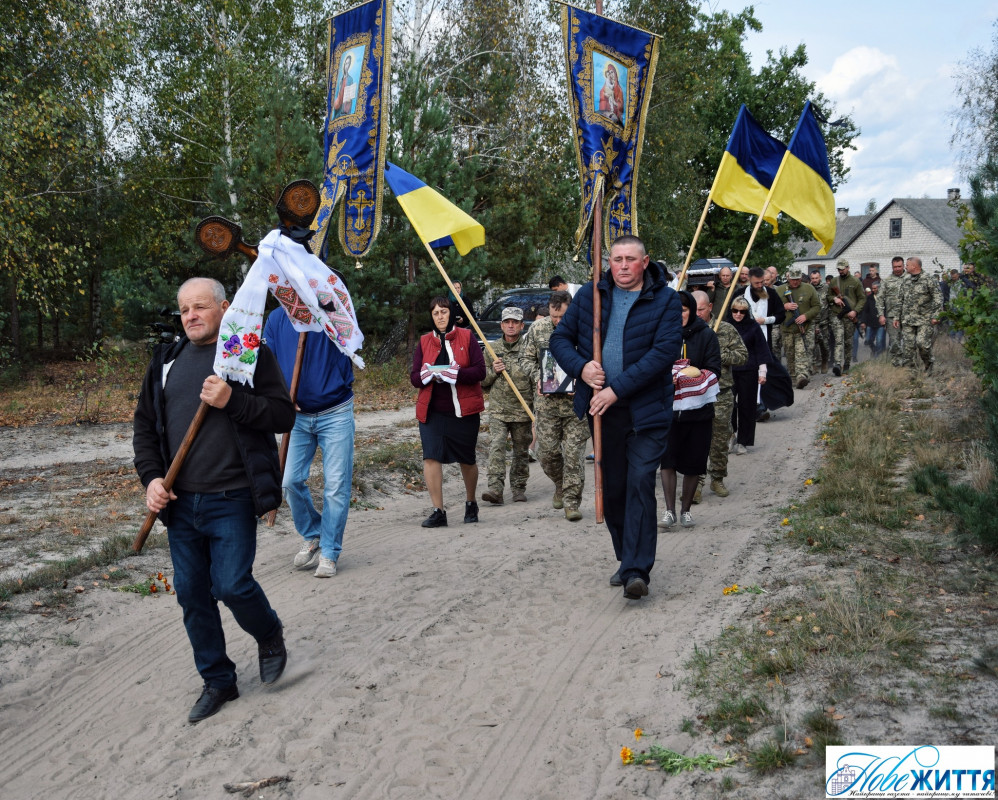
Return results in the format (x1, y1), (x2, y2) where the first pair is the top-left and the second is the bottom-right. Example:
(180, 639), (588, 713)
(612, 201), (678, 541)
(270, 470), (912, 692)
(770, 101), (836, 255)
(712, 105), (786, 231)
(384, 162), (485, 255)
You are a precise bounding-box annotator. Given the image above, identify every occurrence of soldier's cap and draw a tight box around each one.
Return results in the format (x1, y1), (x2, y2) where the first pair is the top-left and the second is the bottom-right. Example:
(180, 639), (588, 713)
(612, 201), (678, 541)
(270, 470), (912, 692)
(501, 306), (524, 321)
(836, 258), (850, 270)
(787, 269), (804, 280)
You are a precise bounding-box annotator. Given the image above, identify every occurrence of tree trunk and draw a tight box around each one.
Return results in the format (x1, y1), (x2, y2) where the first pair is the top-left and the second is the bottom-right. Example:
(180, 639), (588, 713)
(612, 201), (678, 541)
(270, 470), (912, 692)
(6, 276), (21, 360)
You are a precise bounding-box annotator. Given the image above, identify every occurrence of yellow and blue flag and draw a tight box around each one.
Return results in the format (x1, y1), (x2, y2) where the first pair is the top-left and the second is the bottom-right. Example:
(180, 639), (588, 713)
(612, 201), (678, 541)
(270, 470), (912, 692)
(712, 104), (786, 231)
(769, 101), (836, 255)
(384, 162), (485, 256)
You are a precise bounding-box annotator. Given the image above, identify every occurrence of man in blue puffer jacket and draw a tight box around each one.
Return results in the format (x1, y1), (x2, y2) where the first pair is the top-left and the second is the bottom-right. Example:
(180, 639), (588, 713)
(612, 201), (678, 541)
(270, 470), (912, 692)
(550, 235), (683, 601)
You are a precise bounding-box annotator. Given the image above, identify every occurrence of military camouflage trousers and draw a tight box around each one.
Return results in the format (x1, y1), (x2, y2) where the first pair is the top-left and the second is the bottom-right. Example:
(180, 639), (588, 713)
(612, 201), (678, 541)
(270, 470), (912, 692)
(784, 327), (815, 385)
(812, 322), (830, 370)
(770, 324), (783, 361)
(885, 318), (902, 366)
(486, 417), (532, 495)
(707, 390), (734, 480)
(901, 322), (935, 371)
(535, 408), (589, 508)
(828, 315), (857, 370)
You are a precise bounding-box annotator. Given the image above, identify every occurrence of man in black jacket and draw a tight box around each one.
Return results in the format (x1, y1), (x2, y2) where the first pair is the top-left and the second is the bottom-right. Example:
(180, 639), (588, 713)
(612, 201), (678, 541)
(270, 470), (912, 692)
(734, 267), (785, 419)
(133, 278), (295, 724)
(550, 236), (683, 601)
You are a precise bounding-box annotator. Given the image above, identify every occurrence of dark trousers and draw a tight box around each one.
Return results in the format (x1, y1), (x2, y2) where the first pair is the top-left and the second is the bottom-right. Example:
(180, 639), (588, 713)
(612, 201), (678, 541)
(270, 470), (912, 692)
(594, 405), (669, 585)
(731, 370), (759, 446)
(169, 488), (282, 688)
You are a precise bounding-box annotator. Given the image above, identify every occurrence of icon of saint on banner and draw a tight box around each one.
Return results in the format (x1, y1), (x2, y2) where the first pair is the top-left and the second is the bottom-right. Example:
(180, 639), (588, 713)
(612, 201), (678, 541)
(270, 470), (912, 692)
(332, 45), (365, 119)
(592, 53), (627, 127)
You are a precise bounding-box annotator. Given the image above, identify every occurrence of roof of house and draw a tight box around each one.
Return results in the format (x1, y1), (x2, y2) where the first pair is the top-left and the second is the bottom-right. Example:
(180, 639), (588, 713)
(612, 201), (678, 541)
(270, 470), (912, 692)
(795, 213), (873, 260)
(793, 198), (964, 262)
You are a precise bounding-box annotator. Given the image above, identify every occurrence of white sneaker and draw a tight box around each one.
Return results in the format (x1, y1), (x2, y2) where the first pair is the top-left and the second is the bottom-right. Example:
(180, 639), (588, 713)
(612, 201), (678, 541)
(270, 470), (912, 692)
(728, 433), (737, 453)
(734, 443), (748, 456)
(293, 539), (320, 568)
(658, 510), (676, 529)
(681, 511), (695, 528)
(314, 557), (337, 578)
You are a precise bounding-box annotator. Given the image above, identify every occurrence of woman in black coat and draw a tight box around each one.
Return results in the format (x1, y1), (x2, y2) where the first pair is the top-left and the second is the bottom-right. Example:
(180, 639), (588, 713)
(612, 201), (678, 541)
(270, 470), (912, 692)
(659, 291), (722, 529)
(727, 295), (772, 455)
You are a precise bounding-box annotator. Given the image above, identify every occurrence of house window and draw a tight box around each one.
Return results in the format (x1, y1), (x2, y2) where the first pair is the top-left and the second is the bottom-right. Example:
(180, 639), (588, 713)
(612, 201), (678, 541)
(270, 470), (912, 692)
(889, 218), (902, 238)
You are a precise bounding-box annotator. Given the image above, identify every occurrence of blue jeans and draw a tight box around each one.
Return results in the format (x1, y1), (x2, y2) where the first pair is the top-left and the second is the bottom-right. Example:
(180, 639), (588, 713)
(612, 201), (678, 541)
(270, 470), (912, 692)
(168, 489), (281, 688)
(595, 406), (669, 586)
(865, 325), (885, 356)
(283, 400), (354, 561)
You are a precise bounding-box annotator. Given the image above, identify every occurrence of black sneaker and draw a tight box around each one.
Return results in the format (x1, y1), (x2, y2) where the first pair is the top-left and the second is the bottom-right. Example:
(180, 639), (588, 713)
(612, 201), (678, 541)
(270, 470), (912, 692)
(832, 363), (842, 376)
(188, 684), (239, 724)
(464, 501), (479, 523)
(421, 507), (448, 528)
(258, 627), (287, 685)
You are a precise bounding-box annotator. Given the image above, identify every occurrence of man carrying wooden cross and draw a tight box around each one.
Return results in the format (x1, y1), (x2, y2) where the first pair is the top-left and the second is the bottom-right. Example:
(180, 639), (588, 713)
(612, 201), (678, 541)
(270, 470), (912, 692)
(133, 277), (295, 724)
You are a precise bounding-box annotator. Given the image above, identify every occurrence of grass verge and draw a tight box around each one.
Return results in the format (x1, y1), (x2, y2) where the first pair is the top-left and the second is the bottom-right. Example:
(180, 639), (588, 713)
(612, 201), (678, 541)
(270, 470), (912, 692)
(679, 344), (998, 786)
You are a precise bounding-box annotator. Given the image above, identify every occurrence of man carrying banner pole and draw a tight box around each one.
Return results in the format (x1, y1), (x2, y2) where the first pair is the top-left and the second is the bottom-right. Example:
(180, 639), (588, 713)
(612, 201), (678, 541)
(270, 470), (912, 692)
(559, 1), (660, 530)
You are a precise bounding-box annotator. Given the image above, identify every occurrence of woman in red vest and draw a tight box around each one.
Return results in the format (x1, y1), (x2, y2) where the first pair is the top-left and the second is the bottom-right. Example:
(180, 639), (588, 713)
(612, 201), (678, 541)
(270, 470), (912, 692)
(410, 296), (486, 527)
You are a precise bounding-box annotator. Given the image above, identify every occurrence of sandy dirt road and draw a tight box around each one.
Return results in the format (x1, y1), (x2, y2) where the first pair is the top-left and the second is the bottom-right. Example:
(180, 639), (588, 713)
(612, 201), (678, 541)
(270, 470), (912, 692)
(0, 381), (840, 799)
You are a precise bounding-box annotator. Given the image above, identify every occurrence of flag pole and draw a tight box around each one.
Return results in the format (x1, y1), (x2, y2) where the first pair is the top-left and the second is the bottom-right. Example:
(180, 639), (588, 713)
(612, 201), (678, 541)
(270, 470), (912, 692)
(590, 181), (605, 524)
(675, 167), (723, 290)
(713, 152), (790, 331)
(589, 0), (606, 524)
(266, 331), (307, 527)
(419, 239), (535, 423)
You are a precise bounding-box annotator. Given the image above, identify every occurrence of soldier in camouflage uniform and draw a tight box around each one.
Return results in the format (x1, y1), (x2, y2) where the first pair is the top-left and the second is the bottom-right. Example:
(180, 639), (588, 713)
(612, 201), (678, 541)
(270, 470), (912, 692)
(896, 256), (943, 374)
(780, 269), (820, 389)
(481, 307), (534, 504)
(828, 258), (865, 375)
(692, 291), (747, 502)
(517, 290), (589, 520)
(809, 270), (831, 373)
(876, 256), (906, 367)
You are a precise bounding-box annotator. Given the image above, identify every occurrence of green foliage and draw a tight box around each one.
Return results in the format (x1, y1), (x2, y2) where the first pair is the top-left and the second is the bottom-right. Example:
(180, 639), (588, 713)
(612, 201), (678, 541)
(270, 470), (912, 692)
(3, 0), (858, 365)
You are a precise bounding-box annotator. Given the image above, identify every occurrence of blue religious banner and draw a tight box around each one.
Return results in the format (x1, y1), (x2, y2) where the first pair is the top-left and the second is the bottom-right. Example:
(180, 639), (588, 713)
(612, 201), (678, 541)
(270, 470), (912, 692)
(311, 0), (392, 261)
(560, 3), (659, 249)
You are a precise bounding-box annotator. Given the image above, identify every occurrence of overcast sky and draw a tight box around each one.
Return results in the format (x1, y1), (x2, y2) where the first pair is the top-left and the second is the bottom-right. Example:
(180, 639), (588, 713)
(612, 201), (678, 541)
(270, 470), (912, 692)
(707, 0), (998, 214)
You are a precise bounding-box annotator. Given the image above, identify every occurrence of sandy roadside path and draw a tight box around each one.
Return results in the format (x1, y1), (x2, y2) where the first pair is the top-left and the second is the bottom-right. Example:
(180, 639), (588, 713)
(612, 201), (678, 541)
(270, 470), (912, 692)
(0, 380), (842, 799)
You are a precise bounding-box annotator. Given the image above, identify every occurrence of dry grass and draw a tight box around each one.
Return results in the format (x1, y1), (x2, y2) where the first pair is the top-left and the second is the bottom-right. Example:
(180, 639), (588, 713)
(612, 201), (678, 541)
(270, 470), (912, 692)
(681, 349), (998, 779)
(0, 351), (415, 429)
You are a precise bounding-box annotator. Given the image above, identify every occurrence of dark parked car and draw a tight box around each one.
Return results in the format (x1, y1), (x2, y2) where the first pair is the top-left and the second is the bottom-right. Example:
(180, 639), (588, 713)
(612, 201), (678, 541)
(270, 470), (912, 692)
(476, 287), (553, 345)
